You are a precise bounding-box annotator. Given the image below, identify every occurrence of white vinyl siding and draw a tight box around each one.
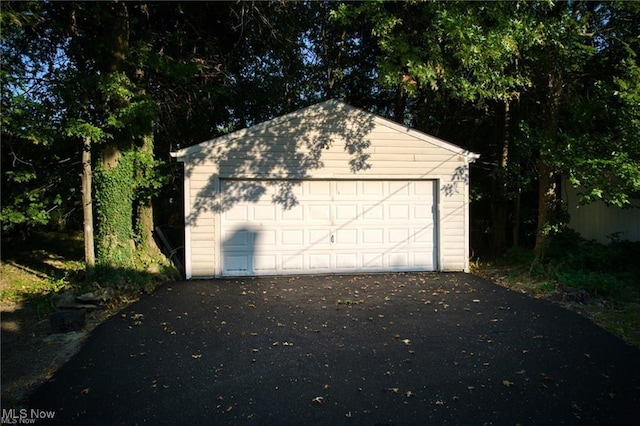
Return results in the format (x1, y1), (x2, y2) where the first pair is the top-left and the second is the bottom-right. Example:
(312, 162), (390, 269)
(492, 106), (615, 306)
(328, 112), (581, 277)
(564, 180), (640, 243)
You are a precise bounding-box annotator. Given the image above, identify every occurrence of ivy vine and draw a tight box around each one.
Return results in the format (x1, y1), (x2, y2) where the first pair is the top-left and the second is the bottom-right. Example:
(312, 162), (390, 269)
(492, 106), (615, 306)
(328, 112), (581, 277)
(94, 148), (136, 267)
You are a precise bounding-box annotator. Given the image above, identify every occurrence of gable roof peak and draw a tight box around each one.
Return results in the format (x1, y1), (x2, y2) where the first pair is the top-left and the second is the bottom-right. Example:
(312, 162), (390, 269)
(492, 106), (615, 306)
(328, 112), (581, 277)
(171, 99), (478, 161)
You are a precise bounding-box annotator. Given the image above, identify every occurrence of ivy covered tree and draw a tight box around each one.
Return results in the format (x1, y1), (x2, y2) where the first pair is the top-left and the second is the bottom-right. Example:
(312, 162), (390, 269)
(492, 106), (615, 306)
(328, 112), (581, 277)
(41, 2), (163, 277)
(2, 1), (171, 283)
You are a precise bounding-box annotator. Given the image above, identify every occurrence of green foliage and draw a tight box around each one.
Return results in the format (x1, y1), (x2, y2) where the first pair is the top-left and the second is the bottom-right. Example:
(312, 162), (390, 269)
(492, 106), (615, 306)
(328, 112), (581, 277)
(554, 271), (626, 298)
(3, 0), (638, 271)
(337, 1), (539, 102)
(90, 260), (176, 294)
(99, 72), (159, 137)
(562, 54), (640, 207)
(503, 246), (535, 264)
(1, 231), (178, 316)
(0, 232), (83, 316)
(93, 151), (136, 267)
(64, 119), (110, 142)
(1, 2), (79, 233)
(0, 151), (72, 232)
(500, 228), (639, 298)
(542, 230), (640, 297)
(133, 140), (169, 202)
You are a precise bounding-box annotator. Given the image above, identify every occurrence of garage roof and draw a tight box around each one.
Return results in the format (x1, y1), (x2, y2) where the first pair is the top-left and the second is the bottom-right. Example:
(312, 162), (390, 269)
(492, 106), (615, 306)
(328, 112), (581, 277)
(171, 99), (478, 162)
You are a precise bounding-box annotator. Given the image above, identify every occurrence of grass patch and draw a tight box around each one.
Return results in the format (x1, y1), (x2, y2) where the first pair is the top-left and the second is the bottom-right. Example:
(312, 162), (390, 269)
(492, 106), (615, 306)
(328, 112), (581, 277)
(1, 232), (85, 317)
(0, 261), (72, 317)
(587, 300), (640, 349)
(1, 231), (178, 317)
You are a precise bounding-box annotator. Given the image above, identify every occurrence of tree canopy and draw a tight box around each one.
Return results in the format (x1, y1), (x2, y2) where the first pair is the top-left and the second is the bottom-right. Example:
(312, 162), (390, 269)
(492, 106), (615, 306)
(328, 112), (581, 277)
(2, 0), (639, 274)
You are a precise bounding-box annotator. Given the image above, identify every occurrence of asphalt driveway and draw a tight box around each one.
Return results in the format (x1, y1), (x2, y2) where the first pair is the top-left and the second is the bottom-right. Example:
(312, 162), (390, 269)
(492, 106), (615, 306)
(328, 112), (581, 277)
(27, 273), (640, 425)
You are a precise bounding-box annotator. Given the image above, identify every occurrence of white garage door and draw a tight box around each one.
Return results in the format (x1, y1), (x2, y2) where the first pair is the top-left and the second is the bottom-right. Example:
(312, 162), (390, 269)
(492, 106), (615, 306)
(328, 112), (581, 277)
(220, 179), (437, 276)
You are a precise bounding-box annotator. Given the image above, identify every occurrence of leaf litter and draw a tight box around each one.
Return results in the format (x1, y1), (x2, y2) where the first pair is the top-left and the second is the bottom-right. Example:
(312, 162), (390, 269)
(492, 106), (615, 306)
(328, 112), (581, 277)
(96, 272), (640, 424)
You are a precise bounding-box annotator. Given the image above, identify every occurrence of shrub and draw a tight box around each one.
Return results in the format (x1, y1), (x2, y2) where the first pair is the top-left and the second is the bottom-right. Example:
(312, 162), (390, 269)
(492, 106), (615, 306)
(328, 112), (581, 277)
(503, 246), (535, 264)
(543, 230), (639, 297)
(554, 270), (627, 298)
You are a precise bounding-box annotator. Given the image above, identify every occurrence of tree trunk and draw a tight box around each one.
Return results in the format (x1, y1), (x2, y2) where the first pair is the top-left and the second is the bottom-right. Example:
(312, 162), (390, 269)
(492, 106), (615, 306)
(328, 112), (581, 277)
(491, 100), (510, 256)
(393, 86), (406, 124)
(534, 70), (562, 258)
(95, 1), (136, 266)
(82, 137), (95, 269)
(137, 203), (160, 254)
(135, 135), (162, 256)
(534, 158), (557, 258)
(512, 187), (521, 248)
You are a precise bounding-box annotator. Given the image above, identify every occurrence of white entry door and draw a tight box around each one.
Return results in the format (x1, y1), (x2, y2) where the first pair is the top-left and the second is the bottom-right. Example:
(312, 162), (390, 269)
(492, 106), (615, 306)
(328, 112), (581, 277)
(219, 179), (437, 276)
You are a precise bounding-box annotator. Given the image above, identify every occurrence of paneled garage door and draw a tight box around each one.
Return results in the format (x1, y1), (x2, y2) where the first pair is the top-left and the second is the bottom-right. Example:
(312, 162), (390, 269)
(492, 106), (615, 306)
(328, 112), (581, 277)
(220, 179), (437, 276)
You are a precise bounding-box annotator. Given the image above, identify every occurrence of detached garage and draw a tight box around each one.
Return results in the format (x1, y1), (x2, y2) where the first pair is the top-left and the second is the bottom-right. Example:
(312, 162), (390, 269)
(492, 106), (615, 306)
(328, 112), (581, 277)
(171, 100), (478, 278)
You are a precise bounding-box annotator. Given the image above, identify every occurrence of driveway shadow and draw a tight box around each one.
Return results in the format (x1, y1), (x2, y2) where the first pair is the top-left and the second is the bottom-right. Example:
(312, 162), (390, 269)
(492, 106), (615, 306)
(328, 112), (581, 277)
(27, 273), (640, 425)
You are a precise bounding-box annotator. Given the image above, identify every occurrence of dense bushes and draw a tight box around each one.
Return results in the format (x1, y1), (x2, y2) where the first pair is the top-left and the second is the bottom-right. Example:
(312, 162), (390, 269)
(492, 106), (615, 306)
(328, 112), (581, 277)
(539, 229), (640, 297)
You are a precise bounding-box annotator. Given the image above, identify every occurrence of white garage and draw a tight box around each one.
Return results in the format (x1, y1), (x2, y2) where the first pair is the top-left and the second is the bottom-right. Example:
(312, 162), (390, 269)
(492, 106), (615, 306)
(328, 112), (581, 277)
(171, 100), (478, 278)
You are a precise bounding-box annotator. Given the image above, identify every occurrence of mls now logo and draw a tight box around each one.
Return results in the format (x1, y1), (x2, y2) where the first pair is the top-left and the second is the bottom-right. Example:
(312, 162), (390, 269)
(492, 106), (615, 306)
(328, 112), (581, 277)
(1, 409), (56, 424)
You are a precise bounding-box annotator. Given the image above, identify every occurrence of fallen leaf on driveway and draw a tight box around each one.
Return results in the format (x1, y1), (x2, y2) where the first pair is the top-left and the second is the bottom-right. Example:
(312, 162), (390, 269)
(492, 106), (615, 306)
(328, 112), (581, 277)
(541, 373), (554, 382)
(312, 396), (324, 404)
(502, 380), (515, 387)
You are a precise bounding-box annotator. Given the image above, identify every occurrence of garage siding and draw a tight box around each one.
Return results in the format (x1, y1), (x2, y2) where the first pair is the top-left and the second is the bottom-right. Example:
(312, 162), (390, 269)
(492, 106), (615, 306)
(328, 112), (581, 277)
(563, 179), (640, 243)
(174, 100), (477, 278)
